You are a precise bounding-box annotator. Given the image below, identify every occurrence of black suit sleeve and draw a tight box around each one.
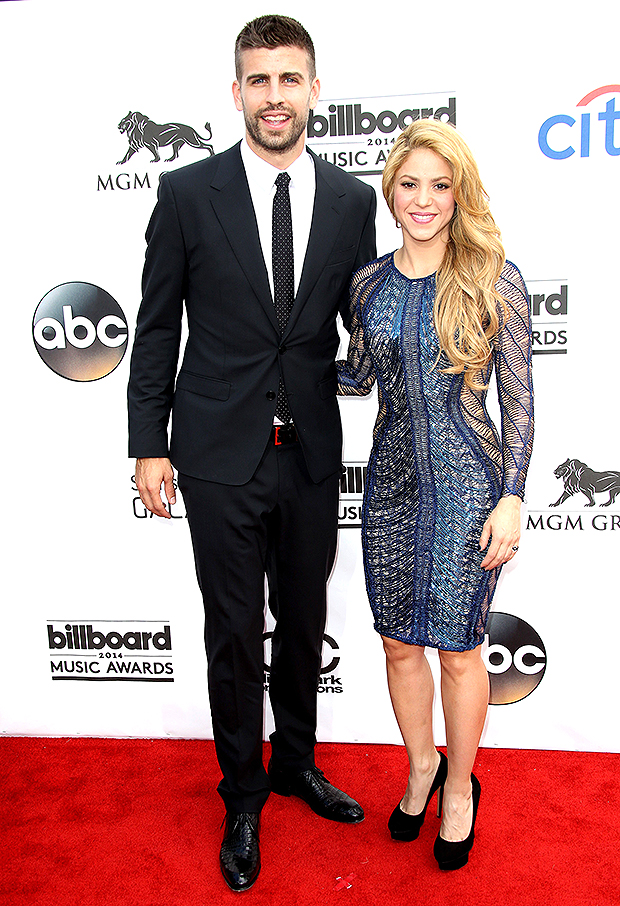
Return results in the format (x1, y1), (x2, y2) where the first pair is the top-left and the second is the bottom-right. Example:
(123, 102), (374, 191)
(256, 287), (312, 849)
(127, 175), (187, 458)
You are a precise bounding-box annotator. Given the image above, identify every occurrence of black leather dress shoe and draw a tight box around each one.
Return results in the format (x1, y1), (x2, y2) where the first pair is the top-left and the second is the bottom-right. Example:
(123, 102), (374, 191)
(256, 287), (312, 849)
(220, 811), (260, 892)
(268, 760), (364, 823)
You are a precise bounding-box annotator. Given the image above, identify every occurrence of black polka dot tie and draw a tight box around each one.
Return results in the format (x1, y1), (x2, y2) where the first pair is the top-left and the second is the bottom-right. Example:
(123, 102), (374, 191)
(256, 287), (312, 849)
(272, 172), (294, 424)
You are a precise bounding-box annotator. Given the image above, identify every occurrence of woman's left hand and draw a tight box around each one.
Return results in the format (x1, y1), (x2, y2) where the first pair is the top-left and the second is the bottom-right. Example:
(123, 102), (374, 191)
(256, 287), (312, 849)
(479, 495), (522, 570)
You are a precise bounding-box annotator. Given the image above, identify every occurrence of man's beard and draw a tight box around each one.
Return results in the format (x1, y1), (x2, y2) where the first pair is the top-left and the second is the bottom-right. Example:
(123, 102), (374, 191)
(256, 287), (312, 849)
(244, 104), (309, 155)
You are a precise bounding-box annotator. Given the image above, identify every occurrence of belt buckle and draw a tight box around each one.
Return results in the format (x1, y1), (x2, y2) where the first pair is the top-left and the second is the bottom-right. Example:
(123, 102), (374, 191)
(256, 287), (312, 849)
(274, 425), (283, 446)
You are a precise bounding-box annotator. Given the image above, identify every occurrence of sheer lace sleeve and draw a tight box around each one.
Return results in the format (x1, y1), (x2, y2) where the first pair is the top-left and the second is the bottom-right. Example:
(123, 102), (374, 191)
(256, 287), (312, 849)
(494, 261), (535, 499)
(336, 261), (382, 397)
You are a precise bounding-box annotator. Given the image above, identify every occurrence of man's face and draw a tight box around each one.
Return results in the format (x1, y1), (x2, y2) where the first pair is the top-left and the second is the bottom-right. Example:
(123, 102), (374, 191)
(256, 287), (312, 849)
(233, 45), (320, 163)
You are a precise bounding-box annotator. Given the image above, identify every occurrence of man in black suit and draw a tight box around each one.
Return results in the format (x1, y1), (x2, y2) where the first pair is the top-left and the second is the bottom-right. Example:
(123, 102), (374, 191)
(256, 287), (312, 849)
(128, 14), (376, 892)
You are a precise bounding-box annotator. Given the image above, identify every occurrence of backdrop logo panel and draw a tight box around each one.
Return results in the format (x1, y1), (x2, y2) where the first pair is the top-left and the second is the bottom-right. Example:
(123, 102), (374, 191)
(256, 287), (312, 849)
(116, 111), (214, 165)
(483, 613), (546, 705)
(307, 92), (456, 175)
(339, 463), (367, 529)
(528, 279), (568, 356)
(47, 621), (174, 682)
(527, 455), (620, 532)
(263, 632), (343, 693)
(538, 85), (620, 159)
(550, 458), (620, 509)
(97, 111), (216, 193)
(33, 283), (128, 381)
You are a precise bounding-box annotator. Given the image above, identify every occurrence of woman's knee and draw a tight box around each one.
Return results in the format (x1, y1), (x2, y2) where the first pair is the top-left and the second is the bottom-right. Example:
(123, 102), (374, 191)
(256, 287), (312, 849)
(438, 647), (483, 681)
(382, 636), (424, 666)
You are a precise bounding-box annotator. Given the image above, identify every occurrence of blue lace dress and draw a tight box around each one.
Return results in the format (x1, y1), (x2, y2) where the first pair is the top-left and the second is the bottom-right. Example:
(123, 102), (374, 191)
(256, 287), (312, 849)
(337, 253), (534, 651)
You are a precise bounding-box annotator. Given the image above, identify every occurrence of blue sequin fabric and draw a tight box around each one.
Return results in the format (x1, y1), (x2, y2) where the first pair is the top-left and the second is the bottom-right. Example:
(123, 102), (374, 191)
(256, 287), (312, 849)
(337, 253), (534, 651)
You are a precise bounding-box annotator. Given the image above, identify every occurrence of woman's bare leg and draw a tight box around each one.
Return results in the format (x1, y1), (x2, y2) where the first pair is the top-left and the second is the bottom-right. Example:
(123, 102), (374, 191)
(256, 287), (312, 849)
(383, 637), (441, 813)
(438, 647), (488, 840)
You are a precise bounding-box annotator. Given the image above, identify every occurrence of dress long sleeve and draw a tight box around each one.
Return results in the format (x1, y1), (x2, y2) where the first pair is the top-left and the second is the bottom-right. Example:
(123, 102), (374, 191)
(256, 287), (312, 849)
(336, 261), (383, 397)
(493, 261), (535, 499)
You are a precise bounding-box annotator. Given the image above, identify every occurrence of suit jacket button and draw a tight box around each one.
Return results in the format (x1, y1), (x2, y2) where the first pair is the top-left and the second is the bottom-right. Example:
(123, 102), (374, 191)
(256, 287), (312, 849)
(279, 345), (287, 354)
(266, 390), (276, 400)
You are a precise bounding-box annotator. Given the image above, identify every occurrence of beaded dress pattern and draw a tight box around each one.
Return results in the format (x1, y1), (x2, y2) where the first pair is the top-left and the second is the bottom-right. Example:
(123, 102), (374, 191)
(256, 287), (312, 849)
(337, 253), (534, 651)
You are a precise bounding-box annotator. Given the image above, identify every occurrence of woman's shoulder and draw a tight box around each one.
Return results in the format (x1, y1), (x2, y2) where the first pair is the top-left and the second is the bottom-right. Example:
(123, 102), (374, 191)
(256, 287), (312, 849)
(497, 259), (528, 302)
(351, 252), (393, 291)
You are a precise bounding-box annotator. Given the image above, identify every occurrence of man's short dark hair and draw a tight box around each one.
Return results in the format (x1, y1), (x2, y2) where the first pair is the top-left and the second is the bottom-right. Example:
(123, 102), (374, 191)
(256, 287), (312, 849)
(235, 14), (316, 81)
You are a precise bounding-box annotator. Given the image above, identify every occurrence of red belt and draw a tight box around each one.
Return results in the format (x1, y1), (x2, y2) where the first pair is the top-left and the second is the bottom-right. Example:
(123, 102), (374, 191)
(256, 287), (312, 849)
(271, 424), (298, 445)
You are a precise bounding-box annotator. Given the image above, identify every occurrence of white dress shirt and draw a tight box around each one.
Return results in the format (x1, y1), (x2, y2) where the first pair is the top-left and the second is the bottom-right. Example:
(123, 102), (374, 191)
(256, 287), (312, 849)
(240, 138), (316, 298)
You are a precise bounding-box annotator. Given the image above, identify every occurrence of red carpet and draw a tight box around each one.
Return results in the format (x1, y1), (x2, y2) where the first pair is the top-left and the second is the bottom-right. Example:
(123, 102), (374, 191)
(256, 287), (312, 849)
(1, 738), (618, 905)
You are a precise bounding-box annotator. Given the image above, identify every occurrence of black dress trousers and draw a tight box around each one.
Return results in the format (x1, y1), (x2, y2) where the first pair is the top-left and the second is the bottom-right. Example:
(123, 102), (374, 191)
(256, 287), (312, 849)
(178, 438), (340, 814)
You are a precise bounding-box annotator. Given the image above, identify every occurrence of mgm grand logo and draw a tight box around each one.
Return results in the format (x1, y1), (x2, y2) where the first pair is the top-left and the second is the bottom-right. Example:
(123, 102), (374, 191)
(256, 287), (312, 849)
(98, 111), (214, 193)
(527, 457), (620, 532)
(550, 458), (619, 508)
(117, 111), (214, 164)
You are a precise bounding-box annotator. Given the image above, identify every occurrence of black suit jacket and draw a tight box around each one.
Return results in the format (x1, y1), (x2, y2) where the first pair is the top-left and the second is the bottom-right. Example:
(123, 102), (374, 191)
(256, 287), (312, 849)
(128, 142), (376, 485)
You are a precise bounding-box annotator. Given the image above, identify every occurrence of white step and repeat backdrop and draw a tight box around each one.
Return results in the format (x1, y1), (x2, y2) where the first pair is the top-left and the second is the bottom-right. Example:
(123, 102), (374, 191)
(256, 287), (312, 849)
(1, 0), (618, 752)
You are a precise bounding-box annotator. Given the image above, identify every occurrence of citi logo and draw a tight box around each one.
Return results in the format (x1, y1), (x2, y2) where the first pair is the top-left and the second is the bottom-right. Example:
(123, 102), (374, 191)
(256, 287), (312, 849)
(538, 85), (620, 159)
(48, 623), (172, 652)
(307, 98), (455, 139)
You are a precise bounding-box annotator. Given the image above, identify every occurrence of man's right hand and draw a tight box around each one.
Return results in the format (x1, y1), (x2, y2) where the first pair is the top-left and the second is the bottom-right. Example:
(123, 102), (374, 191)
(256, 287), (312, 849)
(135, 457), (176, 519)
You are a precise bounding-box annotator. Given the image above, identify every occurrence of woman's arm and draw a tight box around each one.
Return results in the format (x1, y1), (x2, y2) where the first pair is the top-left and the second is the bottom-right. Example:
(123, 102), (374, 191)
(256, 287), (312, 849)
(337, 275), (377, 397)
(479, 261), (534, 569)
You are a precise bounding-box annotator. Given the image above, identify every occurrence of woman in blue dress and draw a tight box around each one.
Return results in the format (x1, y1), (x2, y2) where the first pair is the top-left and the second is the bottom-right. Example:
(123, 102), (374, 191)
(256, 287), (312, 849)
(337, 120), (534, 870)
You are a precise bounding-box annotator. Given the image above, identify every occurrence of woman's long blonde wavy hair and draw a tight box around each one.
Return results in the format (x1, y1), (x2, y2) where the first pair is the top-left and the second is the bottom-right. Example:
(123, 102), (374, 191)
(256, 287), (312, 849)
(382, 120), (506, 389)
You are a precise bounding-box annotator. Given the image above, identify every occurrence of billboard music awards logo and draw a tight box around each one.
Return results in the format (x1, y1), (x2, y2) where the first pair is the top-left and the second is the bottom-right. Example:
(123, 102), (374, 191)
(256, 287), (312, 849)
(97, 111), (215, 193)
(263, 632), (343, 694)
(483, 613), (546, 705)
(538, 85), (620, 159)
(339, 463), (367, 529)
(48, 621), (174, 682)
(32, 282), (128, 381)
(527, 456), (620, 532)
(527, 279), (568, 356)
(307, 92), (456, 176)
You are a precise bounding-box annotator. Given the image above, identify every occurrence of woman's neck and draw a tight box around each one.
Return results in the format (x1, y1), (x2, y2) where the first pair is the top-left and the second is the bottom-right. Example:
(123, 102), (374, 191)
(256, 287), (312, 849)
(394, 242), (446, 279)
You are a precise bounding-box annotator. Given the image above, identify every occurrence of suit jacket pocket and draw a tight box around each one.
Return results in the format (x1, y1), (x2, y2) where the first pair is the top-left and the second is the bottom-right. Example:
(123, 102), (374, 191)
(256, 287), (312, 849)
(175, 370), (231, 400)
(324, 244), (356, 269)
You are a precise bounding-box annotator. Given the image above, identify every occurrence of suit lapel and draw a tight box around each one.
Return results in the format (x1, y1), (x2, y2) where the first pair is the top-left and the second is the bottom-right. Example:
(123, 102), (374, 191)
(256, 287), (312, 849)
(284, 152), (346, 339)
(209, 143), (278, 333)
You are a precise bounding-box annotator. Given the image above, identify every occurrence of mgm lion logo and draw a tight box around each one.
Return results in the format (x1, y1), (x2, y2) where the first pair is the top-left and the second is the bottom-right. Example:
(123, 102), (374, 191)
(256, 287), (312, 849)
(117, 112), (214, 164)
(550, 459), (620, 507)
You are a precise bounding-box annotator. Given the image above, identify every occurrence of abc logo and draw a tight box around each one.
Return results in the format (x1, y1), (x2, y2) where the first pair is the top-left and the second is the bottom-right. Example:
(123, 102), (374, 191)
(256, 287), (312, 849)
(33, 282), (128, 381)
(483, 612), (546, 705)
(263, 632), (340, 675)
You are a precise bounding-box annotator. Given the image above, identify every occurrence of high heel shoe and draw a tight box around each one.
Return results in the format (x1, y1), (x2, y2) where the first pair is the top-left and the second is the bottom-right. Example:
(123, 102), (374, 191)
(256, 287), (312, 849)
(433, 773), (481, 870)
(388, 751), (447, 841)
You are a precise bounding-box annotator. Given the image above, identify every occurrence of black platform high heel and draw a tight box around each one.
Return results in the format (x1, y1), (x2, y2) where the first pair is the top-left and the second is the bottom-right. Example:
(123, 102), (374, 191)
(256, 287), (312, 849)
(388, 751), (447, 841)
(433, 773), (481, 870)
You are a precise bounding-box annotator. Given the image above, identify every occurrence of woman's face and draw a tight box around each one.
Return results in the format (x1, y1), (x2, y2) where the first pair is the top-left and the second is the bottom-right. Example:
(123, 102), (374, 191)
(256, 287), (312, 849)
(393, 148), (455, 252)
